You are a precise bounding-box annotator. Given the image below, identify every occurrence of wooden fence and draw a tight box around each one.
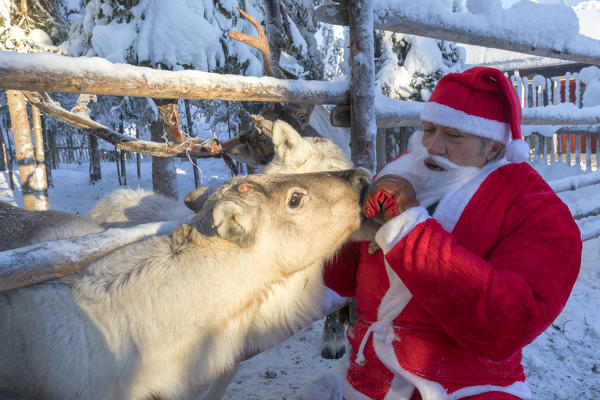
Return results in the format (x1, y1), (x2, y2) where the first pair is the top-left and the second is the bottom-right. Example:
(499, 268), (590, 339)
(513, 71), (599, 170)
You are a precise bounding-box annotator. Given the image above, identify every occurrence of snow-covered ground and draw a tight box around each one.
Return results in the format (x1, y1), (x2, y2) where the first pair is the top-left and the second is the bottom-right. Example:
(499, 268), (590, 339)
(1, 157), (599, 399)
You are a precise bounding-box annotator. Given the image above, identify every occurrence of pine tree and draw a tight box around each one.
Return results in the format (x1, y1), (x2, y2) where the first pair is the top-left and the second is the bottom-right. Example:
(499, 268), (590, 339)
(0, 0), (67, 52)
(374, 2), (465, 157)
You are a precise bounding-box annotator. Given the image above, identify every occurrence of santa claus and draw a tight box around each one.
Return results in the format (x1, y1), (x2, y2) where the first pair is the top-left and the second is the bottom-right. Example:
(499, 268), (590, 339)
(322, 66), (582, 400)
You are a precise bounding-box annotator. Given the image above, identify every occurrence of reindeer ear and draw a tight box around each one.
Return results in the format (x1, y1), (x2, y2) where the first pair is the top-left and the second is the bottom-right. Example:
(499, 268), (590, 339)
(211, 200), (254, 246)
(272, 119), (311, 163)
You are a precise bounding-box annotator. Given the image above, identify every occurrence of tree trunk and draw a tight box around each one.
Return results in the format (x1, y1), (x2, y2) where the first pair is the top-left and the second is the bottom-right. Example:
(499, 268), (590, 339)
(6, 90), (49, 210)
(115, 146), (123, 186)
(0, 123), (14, 190)
(118, 118), (127, 186)
(31, 105), (49, 206)
(151, 120), (179, 200)
(88, 134), (102, 185)
(263, 0), (286, 77)
(46, 122), (57, 169)
(120, 149), (127, 186)
(396, 127), (412, 155)
(41, 115), (52, 187)
(385, 127), (396, 164)
(135, 127), (141, 180)
(184, 99), (200, 188)
(349, 0), (376, 172)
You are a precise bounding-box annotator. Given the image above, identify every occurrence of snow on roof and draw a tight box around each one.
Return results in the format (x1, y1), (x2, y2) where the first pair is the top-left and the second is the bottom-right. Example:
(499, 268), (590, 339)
(464, 0), (600, 70)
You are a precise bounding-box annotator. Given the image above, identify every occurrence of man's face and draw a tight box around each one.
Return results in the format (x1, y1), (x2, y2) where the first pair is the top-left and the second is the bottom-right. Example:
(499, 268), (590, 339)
(421, 122), (502, 169)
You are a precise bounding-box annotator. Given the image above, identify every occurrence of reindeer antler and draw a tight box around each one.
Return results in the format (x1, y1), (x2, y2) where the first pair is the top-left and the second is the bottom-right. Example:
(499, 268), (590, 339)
(228, 7), (273, 77)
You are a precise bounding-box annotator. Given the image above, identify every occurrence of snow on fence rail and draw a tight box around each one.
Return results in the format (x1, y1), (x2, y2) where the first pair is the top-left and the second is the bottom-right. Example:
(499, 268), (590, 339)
(0, 51), (349, 104)
(316, 1), (600, 66)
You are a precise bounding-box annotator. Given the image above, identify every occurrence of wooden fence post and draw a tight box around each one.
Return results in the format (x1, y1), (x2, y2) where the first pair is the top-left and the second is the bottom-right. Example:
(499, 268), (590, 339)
(6, 90), (49, 210)
(349, 0), (376, 172)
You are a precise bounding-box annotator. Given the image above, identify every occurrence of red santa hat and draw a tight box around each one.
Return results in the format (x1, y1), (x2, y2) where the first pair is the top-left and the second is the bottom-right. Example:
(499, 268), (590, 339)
(420, 66), (530, 163)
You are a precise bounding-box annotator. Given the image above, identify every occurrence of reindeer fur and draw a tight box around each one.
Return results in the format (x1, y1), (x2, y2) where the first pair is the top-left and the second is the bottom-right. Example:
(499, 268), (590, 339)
(0, 170), (369, 400)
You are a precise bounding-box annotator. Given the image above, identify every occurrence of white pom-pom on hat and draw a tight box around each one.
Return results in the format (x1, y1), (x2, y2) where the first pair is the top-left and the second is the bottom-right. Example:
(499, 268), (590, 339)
(506, 138), (530, 163)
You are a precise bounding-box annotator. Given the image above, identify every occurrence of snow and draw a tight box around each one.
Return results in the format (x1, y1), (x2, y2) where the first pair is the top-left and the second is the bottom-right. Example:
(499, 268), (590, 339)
(464, 0), (600, 69)
(0, 50), (350, 104)
(2, 0), (600, 397)
(1, 156), (599, 399)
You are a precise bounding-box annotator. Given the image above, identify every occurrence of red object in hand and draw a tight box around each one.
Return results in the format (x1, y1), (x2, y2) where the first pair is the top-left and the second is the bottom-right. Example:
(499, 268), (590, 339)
(365, 190), (399, 219)
(362, 175), (419, 221)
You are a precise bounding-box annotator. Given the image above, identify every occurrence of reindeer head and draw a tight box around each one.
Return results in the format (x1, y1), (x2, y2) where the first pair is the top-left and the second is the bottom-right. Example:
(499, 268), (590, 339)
(224, 8), (323, 167)
(190, 169), (370, 272)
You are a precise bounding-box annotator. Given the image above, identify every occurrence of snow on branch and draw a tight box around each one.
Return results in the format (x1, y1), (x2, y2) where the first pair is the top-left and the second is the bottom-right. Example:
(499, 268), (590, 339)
(0, 218), (188, 292)
(0, 51), (349, 104)
(316, 2), (600, 66)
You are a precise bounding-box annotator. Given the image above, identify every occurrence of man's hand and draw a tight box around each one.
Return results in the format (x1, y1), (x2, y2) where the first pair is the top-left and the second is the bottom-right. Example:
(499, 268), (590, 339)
(363, 175), (419, 222)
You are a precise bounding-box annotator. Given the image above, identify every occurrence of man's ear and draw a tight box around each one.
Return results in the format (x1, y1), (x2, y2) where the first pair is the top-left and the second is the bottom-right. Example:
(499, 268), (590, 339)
(272, 119), (311, 164)
(486, 141), (504, 161)
(211, 200), (254, 246)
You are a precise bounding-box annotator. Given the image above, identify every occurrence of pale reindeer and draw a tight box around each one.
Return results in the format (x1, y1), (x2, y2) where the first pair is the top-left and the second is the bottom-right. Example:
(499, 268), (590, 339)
(0, 168), (370, 400)
(88, 121), (353, 375)
(0, 200), (103, 251)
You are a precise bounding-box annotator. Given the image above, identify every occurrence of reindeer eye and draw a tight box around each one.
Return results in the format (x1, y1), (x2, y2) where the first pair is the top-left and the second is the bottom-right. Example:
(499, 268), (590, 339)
(288, 192), (304, 208)
(298, 114), (306, 124)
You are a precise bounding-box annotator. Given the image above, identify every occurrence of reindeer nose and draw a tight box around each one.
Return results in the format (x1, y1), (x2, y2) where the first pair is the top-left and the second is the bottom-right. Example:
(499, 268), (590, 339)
(359, 183), (371, 205)
(348, 168), (372, 191)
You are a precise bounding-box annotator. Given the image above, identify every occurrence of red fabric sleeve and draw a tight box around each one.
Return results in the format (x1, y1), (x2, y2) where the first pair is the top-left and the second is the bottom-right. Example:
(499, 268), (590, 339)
(323, 241), (363, 298)
(384, 174), (582, 361)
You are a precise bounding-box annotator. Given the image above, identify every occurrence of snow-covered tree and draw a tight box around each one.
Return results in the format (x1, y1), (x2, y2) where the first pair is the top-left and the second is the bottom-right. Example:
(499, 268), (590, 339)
(374, 2), (466, 157)
(0, 0), (67, 52)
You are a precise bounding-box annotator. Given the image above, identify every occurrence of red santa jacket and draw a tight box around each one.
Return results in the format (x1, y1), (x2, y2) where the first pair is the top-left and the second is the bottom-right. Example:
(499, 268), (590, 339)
(324, 161), (581, 399)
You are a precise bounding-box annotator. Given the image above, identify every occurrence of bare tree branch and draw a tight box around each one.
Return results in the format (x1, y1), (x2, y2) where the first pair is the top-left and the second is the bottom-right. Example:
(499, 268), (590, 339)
(22, 91), (227, 158)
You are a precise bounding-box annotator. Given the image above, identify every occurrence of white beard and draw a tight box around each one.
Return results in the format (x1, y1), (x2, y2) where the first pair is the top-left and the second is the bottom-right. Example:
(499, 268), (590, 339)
(376, 131), (481, 209)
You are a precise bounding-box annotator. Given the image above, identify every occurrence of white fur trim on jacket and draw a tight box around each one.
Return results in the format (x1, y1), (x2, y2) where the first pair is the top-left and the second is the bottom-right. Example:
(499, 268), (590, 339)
(432, 159), (507, 233)
(421, 102), (511, 145)
(375, 206), (430, 254)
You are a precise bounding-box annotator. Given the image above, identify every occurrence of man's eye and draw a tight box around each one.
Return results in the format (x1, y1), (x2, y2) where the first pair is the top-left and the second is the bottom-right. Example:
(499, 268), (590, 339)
(445, 131), (462, 138)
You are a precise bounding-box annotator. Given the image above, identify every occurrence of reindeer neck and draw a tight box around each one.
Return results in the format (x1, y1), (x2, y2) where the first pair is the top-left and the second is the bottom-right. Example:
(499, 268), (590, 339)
(74, 232), (285, 345)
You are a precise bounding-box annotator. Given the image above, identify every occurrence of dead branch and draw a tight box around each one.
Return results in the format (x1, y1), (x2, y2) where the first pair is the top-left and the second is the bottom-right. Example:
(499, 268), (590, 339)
(22, 91), (225, 158)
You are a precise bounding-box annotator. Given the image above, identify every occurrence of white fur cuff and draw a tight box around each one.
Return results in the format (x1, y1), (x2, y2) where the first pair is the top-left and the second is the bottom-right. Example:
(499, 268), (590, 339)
(375, 206), (430, 254)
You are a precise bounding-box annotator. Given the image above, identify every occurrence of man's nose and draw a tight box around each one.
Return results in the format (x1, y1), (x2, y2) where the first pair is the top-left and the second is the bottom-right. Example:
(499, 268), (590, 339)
(425, 131), (446, 155)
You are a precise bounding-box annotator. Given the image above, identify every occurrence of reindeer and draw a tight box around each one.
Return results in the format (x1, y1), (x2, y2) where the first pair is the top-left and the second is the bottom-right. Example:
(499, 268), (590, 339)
(0, 200), (103, 251)
(0, 168), (370, 400)
(87, 120), (353, 378)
